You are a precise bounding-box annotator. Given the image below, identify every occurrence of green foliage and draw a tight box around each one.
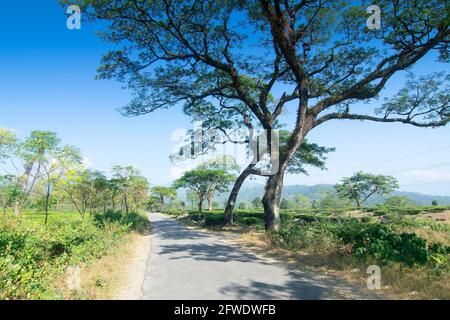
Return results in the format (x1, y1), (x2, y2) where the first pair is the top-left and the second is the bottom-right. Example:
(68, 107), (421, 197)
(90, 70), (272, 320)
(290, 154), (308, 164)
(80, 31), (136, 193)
(384, 196), (416, 207)
(0, 128), (17, 161)
(365, 205), (450, 216)
(316, 191), (352, 212)
(270, 222), (340, 254)
(0, 210), (148, 299)
(336, 172), (399, 208)
(279, 133), (335, 175)
(271, 218), (449, 267)
(238, 202), (247, 210)
(173, 168), (235, 212)
(280, 198), (293, 210)
(174, 206), (449, 268)
(251, 197), (262, 209)
(151, 186), (177, 211)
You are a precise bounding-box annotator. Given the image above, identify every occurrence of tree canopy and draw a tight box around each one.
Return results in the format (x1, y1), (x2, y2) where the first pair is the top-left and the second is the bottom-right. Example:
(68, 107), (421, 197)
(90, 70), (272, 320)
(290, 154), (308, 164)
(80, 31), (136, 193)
(335, 172), (399, 208)
(173, 168), (235, 212)
(65, 0), (449, 230)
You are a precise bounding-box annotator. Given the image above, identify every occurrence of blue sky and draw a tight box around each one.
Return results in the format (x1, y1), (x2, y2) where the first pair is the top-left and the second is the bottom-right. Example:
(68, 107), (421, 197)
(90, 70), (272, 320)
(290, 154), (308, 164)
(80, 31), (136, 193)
(1, 2), (449, 196)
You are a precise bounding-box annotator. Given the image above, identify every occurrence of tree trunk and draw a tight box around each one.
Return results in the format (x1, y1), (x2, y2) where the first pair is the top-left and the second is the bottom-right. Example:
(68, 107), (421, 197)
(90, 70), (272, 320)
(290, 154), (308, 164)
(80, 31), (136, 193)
(198, 199), (203, 213)
(224, 163), (255, 226)
(262, 171), (285, 231)
(13, 201), (20, 217)
(44, 194), (50, 225)
(207, 194), (213, 211)
(261, 124), (309, 231)
(124, 194), (129, 215)
(159, 196), (165, 212)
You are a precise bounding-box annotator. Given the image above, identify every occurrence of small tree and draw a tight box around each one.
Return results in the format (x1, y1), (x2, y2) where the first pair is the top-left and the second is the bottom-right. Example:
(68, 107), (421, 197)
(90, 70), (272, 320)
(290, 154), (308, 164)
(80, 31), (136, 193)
(294, 195), (310, 209)
(129, 176), (150, 212)
(61, 169), (97, 218)
(0, 128), (17, 162)
(151, 186), (177, 212)
(20, 131), (82, 222)
(317, 191), (351, 211)
(186, 189), (199, 209)
(384, 196), (416, 207)
(174, 169), (234, 213)
(336, 172), (399, 209)
(37, 145), (82, 224)
(252, 197), (263, 209)
(432, 200), (439, 206)
(280, 198), (291, 210)
(238, 202), (247, 210)
(0, 175), (14, 214)
(112, 165), (141, 215)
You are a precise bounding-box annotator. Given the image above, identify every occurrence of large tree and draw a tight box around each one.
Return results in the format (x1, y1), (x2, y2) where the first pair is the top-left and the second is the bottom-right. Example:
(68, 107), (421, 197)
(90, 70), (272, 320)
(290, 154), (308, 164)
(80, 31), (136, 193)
(72, 0), (449, 230)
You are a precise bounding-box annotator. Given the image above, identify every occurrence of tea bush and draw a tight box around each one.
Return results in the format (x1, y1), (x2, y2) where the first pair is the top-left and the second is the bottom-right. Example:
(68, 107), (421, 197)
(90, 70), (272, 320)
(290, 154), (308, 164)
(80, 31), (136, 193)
(0, 211), (148, 299)
(271, 219), (449, 267)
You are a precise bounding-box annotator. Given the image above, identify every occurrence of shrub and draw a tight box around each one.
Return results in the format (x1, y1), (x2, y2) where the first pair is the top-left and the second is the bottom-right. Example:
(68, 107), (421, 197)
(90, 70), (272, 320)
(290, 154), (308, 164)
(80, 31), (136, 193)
(270, 219), (449, 267)
(0, 211), (147, 299)
(270, 222), (341, 254)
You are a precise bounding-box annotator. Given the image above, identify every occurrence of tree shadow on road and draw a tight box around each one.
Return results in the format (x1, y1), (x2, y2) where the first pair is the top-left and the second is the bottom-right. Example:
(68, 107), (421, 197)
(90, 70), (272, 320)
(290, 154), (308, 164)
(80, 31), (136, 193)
(218, 270), (380, 300)
(158, 242), (269, 264)
(150, 218), (209, 240)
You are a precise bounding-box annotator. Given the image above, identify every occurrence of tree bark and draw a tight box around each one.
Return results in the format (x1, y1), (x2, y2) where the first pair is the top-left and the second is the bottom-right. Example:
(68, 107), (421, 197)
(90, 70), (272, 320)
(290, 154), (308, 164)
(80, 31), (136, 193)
(262, 171), (285, 231)
(207, 195), (213, 211)
(261, 123), (310, 231)
(44, 193), (50, 225)
(13, 201), (20, 217)
(124, 194), (129, 215)
(224, 163), (256, 226)
(198, 199), (203, 213)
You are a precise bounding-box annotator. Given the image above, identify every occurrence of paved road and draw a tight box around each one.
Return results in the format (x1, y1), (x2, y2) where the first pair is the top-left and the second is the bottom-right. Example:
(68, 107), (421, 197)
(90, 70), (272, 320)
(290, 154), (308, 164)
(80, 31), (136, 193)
(142, 213), (376, 300)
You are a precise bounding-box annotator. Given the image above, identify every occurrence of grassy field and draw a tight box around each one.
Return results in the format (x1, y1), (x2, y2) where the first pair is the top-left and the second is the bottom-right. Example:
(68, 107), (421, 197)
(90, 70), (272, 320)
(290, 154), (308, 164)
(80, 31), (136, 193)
(0, 210), (149, 300)
(163, 205), (450, 299)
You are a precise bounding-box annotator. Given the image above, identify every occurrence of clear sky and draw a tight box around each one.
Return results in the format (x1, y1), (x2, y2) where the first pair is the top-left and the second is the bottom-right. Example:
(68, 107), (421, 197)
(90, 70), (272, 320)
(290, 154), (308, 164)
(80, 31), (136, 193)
(1, 2), (449, 195)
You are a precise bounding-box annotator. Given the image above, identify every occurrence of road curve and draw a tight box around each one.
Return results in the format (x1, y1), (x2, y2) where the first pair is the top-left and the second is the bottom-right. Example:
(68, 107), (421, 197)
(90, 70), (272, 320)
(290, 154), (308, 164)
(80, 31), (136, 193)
(142, 213), (378, 300)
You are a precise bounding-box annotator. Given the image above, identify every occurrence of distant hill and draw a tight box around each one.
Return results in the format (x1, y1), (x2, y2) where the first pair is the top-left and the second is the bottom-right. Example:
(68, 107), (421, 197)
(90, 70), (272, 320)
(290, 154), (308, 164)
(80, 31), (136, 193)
(207, 183), (450, 206)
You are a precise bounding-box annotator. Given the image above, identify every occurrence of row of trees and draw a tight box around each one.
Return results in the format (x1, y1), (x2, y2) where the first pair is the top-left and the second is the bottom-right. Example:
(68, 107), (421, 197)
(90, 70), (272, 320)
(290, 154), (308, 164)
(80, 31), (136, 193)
(228, 171), (429, 211)
(0, 128), (150, 223)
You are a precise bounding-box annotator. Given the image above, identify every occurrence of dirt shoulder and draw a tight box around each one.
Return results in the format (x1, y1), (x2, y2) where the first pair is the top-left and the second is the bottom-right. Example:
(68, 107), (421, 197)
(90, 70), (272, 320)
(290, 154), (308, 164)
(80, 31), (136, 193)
(57, 216), (151, 300)
(114, 229), (151, 300)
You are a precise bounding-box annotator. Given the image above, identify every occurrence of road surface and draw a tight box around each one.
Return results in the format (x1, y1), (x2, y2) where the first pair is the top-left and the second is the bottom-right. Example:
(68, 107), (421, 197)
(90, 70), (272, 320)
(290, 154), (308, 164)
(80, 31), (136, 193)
(142, 213), (378, 300)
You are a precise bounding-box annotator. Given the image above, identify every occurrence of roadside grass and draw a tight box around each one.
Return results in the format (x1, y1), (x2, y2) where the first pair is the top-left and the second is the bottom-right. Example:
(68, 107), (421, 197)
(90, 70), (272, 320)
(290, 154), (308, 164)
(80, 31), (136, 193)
(56, 231), (147, 300)
(0, 210), (149, 300)
(163, 206), (450, 299)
